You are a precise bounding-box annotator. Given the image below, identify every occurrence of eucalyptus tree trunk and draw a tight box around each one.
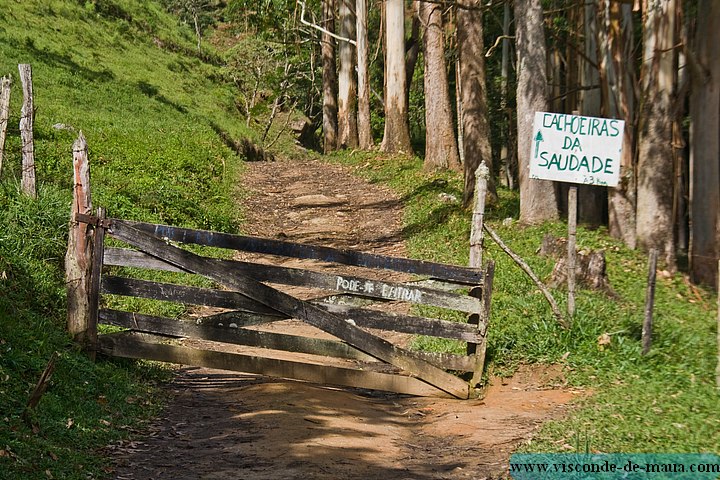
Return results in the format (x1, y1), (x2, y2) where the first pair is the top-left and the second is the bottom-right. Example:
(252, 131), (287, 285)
(420, 1), (459, 171)
(514, 0), (559, 224)
(458, 0), (495, 204)
(636, 0), (678, 267)
(689, 0), (720, 287)
(499, 1), (516, 190)
(338, 0), (358, 149)
(405, 2), (421, 109)
(381, 0), (412, 154)
(600, 0), (637, 249)
(577, 0), (604, 226)
(356, 0), (373, 149)
(321, 0), (338, 153)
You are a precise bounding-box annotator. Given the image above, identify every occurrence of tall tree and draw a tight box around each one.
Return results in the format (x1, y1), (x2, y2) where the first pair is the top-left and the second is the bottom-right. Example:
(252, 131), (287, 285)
(420, 1), (459, 171)
(514, 0), (559, 223)
(577, 1), (604, 226)
(338, 0), (359, 149)
(599, 0), (638, 249)
(381, 0), (412, 154)
(321, 0), (339, 153)
(457, 0), (495, 204)
(689, 0), (720, 286)
(356, 0), (373, 149)
(636, 0), (679, 266)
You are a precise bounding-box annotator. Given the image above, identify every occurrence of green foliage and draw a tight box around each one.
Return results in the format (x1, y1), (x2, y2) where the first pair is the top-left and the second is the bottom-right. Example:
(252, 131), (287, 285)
(0, 1), (255, 477)
(162, 0), (220, 36)
(219, 0), (322, 130)
(327, 151), (719, 454)
(0, 184), (173, 480)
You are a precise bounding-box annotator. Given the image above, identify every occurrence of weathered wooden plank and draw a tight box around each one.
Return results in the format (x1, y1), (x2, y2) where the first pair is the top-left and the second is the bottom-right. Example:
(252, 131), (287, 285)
(101, 276), (482, 341)
(108, 220), (470, 398)
(101, 276), (282, 317)
(123, 220), (483, 284)
(103, 248), (481, 312)
(104, 248), (186, 272)
(320, 303), (483, 342)
(99, 309), (378, 363)
(99, 332), (452, 398)
(413, 351), (475, 372)
(469, 261), (494, 387)
(86, 208), (106, 355)
(101, 309), (472, 372)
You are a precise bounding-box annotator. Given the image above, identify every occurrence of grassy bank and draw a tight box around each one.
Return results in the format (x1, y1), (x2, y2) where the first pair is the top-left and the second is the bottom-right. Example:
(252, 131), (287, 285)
(327, 151), (719, 454)
(0, 1), (250, 478)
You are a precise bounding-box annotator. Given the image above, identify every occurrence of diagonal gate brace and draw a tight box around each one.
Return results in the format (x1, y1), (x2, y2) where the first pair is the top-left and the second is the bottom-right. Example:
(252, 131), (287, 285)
(106, 219), (470, 399)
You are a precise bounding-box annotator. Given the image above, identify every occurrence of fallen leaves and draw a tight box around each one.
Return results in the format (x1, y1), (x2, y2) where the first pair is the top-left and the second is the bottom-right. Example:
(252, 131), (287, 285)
(597, 333), (612, 350)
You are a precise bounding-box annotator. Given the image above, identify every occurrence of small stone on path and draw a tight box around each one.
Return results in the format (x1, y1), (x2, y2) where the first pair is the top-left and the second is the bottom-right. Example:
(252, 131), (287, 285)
(291, 194), (347, 208)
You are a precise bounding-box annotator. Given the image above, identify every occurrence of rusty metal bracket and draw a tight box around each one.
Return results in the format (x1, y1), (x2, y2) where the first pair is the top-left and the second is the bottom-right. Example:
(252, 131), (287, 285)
(74, 213), (113, 229)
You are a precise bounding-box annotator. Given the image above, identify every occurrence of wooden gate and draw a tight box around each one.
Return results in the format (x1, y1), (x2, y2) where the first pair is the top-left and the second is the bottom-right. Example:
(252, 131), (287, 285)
(70, 211), (493, 400)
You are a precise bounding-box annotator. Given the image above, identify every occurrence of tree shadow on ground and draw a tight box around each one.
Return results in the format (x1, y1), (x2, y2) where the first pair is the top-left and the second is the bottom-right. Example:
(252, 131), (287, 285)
(108, 369), (471, 480)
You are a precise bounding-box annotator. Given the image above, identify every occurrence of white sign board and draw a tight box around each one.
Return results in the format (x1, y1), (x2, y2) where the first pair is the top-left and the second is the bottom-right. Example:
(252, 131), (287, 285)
(529, 112), (624, 187)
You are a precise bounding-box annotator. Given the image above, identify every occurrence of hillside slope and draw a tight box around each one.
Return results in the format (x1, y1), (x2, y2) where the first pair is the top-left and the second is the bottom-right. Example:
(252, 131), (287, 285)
(0, 1), (255, 478)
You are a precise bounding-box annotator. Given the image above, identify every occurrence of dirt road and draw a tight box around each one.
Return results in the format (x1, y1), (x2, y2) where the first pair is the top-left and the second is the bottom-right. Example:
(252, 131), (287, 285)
(109, 157), (579, 479)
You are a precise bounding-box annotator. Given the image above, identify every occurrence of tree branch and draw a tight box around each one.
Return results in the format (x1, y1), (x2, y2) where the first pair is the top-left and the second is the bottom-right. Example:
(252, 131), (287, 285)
(485, 35), (515, 58)
(484, 224), (570, 329)
(297, 0), (357, 46)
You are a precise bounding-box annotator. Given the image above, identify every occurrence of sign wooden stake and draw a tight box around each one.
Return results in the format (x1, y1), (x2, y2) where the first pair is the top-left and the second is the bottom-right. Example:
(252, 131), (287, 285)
(642, 248), (658, 355)
(567, 185), (577, 317)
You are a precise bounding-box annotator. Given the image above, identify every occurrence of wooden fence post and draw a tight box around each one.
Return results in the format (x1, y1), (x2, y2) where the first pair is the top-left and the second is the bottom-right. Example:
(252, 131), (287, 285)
(567, 110), (580, 318)
(19, 64), (36, 198)
(567, 185), (577, 317)
(65, 132), (93, 345)
(468, 162), (490, 389)
(469, 261), (494, 389)
(642, 248), (658, 355)
(0, 75), (11, 177)
(470, 161), (489, 268)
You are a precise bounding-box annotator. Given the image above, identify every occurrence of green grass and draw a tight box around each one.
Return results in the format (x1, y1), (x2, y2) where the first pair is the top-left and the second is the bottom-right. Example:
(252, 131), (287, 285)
(326, 151), (719, 454)
(0, 1), (256, 478)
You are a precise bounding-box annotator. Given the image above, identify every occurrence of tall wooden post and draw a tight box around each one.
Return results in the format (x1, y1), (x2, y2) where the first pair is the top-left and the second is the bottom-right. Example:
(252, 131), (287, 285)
(642, 248), (658, 355)
(65, 132), (93, 345)
(19, 64), (36, 198)
(470, 162), (489, 268)
(567, 110), (580, 318)
(567, 185), (578, 316)
(0, 75), (11, 177)
(469, 163), (492, 389)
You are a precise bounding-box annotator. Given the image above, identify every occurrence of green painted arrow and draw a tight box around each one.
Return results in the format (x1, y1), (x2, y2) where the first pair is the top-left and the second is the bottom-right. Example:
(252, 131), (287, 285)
(534, 131), (544, 158)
